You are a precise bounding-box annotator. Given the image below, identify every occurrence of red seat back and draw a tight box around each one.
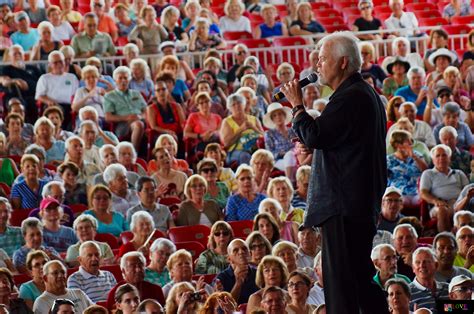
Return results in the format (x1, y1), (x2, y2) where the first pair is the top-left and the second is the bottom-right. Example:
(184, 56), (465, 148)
(95, 233), (120, 250)
(100, 264), (124, 282)
(228, 220), (254, 240)
(169, 225), (211, 248)
(175, 241), (206, 261)
(10, 209), (31, 227)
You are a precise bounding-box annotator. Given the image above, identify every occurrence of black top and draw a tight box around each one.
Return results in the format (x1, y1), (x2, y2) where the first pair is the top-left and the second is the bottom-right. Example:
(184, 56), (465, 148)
(216, 265), (259, 305)
(290, 20), (325, 33)
(361, 64), (387, 87)
(0, 64), (42, 96)
(353, 17), (382, 31)
(292, 72), (387, 226)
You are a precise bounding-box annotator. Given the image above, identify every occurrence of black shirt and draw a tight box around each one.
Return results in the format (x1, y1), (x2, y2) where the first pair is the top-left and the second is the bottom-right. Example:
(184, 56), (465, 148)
(353, 17), (382, 31)
(216, 265), (259, 305)
(0, 64), (42, 96)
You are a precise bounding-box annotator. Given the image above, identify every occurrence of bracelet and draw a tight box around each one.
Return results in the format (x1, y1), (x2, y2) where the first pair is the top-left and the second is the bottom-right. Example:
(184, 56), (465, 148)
(292, 105), (305, 117)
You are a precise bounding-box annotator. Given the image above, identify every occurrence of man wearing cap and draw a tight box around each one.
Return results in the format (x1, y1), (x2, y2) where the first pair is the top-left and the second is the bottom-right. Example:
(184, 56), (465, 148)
(10, 11), (39, 51)
(448, 275), (473, 300)
(378, 187), (405, 233)
(453, 226), (474, 272)
(371, 244), (411, 289)
(71, 12), (116, 58)
(39, 197), (78, 253)
(296, 225), (320, 268)
(433, 232), (472, 283)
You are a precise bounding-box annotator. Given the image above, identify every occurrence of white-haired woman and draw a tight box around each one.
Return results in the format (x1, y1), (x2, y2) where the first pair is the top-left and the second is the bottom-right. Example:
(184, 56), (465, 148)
(128, 5), (167, 54)
(72, 65), (106, 121)
(129, 58), (154, 102)
(33, 116), (66, 165)
(161, 5), (188, 43)
(272, 63), (295, 100)
(182, 0), (201, 32)
(218, 0), (250, 34)
(123, 43), (140, 66)
(267, 176), (305, 224)
(30, 21), (63, 61)
(360, 42), (386, 88)
(241, 73), (270, 113)
(220, 93), (264, 165)
(243, 56), (271, 91)
(189, 18), (226, 52)
(117, 141), (147, 176)
(78, 106), (119, 147)
(433, 102), (474, 150)
(60, 45), (82, 80)
(237, 86), (263, 120)
(259, 198), (299, 244)
(145, 238), (176, 287)
(103, 163), (140, 217)
(437, 66), (469, 104)
(118, 211), (155, 260)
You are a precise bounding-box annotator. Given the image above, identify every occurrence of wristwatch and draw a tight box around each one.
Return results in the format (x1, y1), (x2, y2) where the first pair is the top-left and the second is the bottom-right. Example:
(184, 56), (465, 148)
(292, 105), (305, 117)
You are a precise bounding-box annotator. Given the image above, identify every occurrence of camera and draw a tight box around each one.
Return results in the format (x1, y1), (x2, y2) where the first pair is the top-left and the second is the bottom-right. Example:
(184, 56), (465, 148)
(189, 292), (201, 302)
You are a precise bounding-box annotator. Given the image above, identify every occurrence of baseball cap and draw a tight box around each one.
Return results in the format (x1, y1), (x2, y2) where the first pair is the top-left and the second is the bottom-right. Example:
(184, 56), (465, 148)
(383, 187), (402, 198)
(448, 275), (474, 293)
(14, 11), (28, 23)
(298, 225), (317, 232)
(40, 197), (60, 210)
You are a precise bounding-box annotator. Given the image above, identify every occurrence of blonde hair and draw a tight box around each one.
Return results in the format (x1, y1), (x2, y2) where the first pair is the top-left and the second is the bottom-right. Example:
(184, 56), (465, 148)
(296, 165), (311, 183)
(272, 240), (298, 256)
(166, 249), (192, 271)
(443, 66), (460, 79)
(250, 149), (275, 168)
(81, 65), (100, 78)
(154, 134), (178, 156)
(255, 256), (289, 288)
(208, 221), (234, 249)
(235, 164), (254, 179)
(267, 176), (294, 198)
(183, 174), (208, 199)
(21, 154), (40, 167)
(166, 282), (195, 314)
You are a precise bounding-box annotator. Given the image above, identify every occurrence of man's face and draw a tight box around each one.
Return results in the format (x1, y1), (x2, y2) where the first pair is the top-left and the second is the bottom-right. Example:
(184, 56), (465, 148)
(115, 73), (130, 91)
(435, 237), (456, 266)
(0, 204), (9, 228)
(139, 181), (156, 205)
(317, 42), (340, 88)
(75, 221), (95, 242)
(440, 132), (457, 149)
(409, 73), (424, 90)
(382, 192), (403, 220)
(41, 204), (61, 225)
(262, 291), (286, 314)
(376, 247), (398, 276)
(81, 125), (97, 145)
(432, 148), (451, 170)
(456, 228), (473, 255)
(456, 214), (473, 229)
(303, 85), (319, 107)
(228, 241), (250, 266)
(79, 245), (101, 274)
(400, 105), (416, 122)
(412, 251), (437, 282)
(449, 283), (473, 300)
(67, 139), (84, 161)
(390, 0), (403, 13)
(50, 54), (65, 75)
(84, 17), (97, 36)
(393, 227), (417, 255)
(102, 147), (118, 166)
(297, 229), (318, 253)
(45, 263), (67, 292)
(123, 256), (145, 284)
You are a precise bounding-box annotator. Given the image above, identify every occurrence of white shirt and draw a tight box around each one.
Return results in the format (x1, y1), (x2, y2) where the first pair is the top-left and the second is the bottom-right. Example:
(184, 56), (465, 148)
(219, 16), (251, 34)
(83, 145), (101, 166)
(384, 11), (419, 37)
(52, 22), (76, 41)
(33, 289), (93, 314)
(35, 72), (79, 105)
(307, 282), (325, 306)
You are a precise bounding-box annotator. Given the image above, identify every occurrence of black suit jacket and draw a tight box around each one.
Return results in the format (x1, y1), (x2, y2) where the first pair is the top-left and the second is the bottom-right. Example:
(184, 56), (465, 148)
(292, 72), (387, 226)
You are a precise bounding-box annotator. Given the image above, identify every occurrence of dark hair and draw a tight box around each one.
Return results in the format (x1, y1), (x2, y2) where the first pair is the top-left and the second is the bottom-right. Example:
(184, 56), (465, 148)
(430, 29), (449, 45)
(50, 298), (75, 314)
(44, 106), (64, 121)
(195, 79), (211, 89)
(5, 112), (24, 127)
(237, 65), (255, 81)
(288, 270), (312, 288)
(253, 212), (280, 245)
(135, 176), (156, 192)
(199, 70), (218, 89)
(115, 283), (139, 303)
(156, 72), (175, 85)
(57, 161), (80, 176)
(0, 267), (14, 290)
(433, 231), (457, 251)
(385, 278), (411, 298)
(397, 216), (423, 237)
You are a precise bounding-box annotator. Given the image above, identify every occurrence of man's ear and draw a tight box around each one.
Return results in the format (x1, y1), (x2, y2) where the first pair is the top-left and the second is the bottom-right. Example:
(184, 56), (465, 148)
(340, 57), (349, 71)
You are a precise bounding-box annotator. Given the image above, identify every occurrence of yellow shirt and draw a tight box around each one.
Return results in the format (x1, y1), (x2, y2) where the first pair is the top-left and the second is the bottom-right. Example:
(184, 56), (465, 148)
(453, 253), (474, 272)
(64, 11), (83, 23)
(280, 207), (305, 224)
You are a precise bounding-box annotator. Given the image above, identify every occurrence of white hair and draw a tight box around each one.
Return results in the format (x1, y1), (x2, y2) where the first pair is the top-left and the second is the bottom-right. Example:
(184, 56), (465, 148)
(389, 0), (403, 6)
(79, 240), (101, 257)
(244, 56), (260, 67)
(78, 106), (99, 121)
(227, 238), (248, 255)
(317, 32), (362, 74)
(224, 0), (245, 15)
(59, 45), (75, 59)
(371, 243), (396, 260)
(65, 135), (85, 151)
(391, 37), (410, 54)
(430, 144), (452, 159)
(90, 0), (105, 9)
(392, 223), (419, 239)
(236, 86), (256, 100)
(120, 251), (146, 270)
(81, 64), (100, 78)
(234, 163), (254, 178)
(233, 43), (248, 54)
(130, 210), (155, 232)
(407, 66), (426, 80)
(398, 101), (417, 113)
(43, 260), (66, 276)
(47, 50), (65, 64)
(79, 120), (98, 136)
(160, 5), (180, 26)
(33, 116), (55, 137)
(21, 217), (43, 236)
(453, 210), (474, 227)
(412, 247), (437, 266)
(456, 225), (474, 239)
(150, 238), (176, 253)
(99, 144), (118, 160)
(226, 93), (246, 111)
(73, 214), (98, 231)
(0, 197), (12, 213)
(129, 58), (151, 78)
(123, 43), (140, 56)
(42, 181), (66, 198)
(439, 126), (458, 139)
(113, 66), (132, 81)
(240, 74), (258, 85)
(258, 198), (283, 215)
(276, 62), (295, 81)
(38, 21), (54, 34)
(9, 44), (24, 56)
(204, 56), (222, 68)
(103, 163), (127, 184)
(117, 141), (137, 164)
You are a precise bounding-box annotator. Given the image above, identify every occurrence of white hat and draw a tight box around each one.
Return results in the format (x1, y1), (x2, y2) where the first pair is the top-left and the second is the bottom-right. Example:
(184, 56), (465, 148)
(428, 48), (457, 66)
(159, 41), (176, 51)
(262, 103), (292, 129)
(383, 186), (402, 198)
(448, 275), (473, 293)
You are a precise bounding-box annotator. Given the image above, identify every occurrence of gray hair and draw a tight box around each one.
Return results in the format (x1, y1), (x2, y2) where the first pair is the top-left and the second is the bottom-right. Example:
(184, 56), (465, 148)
(25, 144), (46, 160)
(130, 211), (155, 232)
(391, 37), (410, 54)
(453, 210), (474, 227)
(244, 56), (260, 67)
(433, 231), (457, 251)
(43, 260), (66, 276)
(65, 135), (85, 151)
(233, 43), (248, 54)
(392, 223), (419, 239)
(99, 144), (118, 161)
(371, 243), (395, 260)
(456, 226), (474, 239)
(21, 217), (43, 236)
(439, 125), (458, 139)
(79, 120), (98, 136)
(407, 66), (426, 80)
(317, 32), (362, 74)
(276, 62), (295, 81)
(313, 251), (322, 269)
(0, 197), (12, 213)
(113, 66), (132, 81)
(224, 0), (245, 15)
(150, 238), (176, 253)
(120, 251), (146, 270)
(258, 198), (283, 215)
(129, 58), (150, 78)
(236, 86), (256, 100)
(442, 102), (461, 116)
(103, 163), (127, 184)
(240, 74), (258, 85)
(227, 238), (248, 255)
(123, 43), (139, 56)
(81, 64), (100, 78)
(398, 101), (417, 113)
(73, 214), (98, 231)
(33, 117), (55, 137)
(78, 106), (99, 121)
(38, 21), (54, 34)
(47, 50), (65, 64)
(42, 181), (65, 198)
(79, 240), (101, 257)
(412, 247), (437, 266)
(59, 45), (75, 59)
(430, 144), (452, 159)
(226, 93), (246, 111)
(117, 141), (137, 164)
(9, 44), (24, 57)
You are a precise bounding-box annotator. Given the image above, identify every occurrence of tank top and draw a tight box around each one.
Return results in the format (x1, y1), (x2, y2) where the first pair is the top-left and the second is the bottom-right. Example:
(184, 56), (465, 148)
(224, 114), (258, 151)
(151, 101), (182, 133)
(39, 41), (60, 60)
(0, 158), (15, 187)
(259, 22), (283, 38)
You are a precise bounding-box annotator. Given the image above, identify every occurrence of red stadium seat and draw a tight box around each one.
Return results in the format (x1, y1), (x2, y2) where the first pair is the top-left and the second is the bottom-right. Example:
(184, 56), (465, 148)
(324, 24), (351, 33)
(414, 10), (441, 19)
(310, 2), (332, 10)
(237, 38), (277, 67)
(332, 1), (358, 11)
(10, 209), (31, 227)
(175, 241), (206, 261)
(313, 9), (343, 19)
(100, 264), (124, 282)
(272, 37), (309, 63)
(136, 158), (148, 172)
(0, 182), (10, 196)
(418, 237), (435, 245)
(117, 37), (129, 46)
(418, 17), (448, 26)
(451, 15), (474, 25)
(376, 12), (393, 22)
(169, 225), (211, 248)
(44, 164), (57, 171)
(342, 7), (361, 17)
(228, 220), (254, 239)
(318, 16), (346, 26)
(67, 267), (79, 278)
(223, 31), (253, 41)
(442, 25), (471, 50)
(405, 3), (437, 11)
(69, 204), (88, 217)
(95, 233), (120, 250)
(192, 273), (216, 284)
(13, 274), (31, 286)
(211, 6), (225, 17)
(373, 5), (392, 16)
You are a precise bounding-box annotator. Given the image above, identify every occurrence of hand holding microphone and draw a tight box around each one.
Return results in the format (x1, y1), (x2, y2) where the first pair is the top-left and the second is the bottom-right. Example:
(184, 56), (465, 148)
(273, 72), (318, 102)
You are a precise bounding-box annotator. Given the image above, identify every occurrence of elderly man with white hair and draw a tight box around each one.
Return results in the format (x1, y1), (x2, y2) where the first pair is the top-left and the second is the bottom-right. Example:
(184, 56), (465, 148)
(387, 101), (436, 148)
(452, 210), (474, 232)
(393, 223), (419, 280)
(384, 0), (421, 38)
(408, 247), (449, 312)
(433, 102), (474, 150)
(33, 260), (93, 313)
(103, 163), (139, 218)
(454, 226), (474, 272)
(71, 12), (116, 58)
(35, 50), (79, 130)
(104, 66), (147, 152)
(93, 144), (140, 186)
(432, 232), (472, 283)
(420, 144), (469, 232)
(371, 243), (411, 289)
(67, 241), (117, 302)
(78, 106), (119, 147)
(79, 120), (101, 165)
(395, 67), (438, 117)
(437, 125), (471, 176)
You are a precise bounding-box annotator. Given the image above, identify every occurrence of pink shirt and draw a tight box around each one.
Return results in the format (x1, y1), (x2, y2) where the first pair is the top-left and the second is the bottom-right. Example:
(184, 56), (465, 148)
(185, 112), (222, 135)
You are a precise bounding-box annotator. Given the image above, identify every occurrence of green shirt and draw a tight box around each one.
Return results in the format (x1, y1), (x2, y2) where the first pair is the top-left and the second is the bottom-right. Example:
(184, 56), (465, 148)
(453, 253), (474, 272)
(144, 267), (171, 287)
(71, 31), (116, 57)
(373, 272), (411, 289)
(103, 89), (146, 116)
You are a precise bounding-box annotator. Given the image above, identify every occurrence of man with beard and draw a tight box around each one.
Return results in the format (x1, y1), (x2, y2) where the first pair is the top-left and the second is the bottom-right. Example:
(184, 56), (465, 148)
(433, 232), (472, 283)
(371, 244), (411, 288)
(67, 241), (117, 302)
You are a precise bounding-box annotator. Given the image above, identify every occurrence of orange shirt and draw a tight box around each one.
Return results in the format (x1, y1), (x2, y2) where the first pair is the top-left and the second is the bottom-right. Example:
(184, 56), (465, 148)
(78, 14), (117, 36)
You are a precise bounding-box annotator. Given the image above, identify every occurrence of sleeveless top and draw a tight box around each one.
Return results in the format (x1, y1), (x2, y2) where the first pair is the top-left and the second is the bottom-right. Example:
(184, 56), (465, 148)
(39, 41), (60, 60)
(0, 158), (15, 186)
(259, 22), (284, 38)
(224, 115), (258, 151)
(151, 101), (182, 133)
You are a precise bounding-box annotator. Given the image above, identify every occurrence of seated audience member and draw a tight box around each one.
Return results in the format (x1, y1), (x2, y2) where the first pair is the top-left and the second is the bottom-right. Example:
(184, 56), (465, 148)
(63, 136), (101, 186)
(19, 250), (50, 310)
(433, 232), (472, 283)
(258, 199), (298, 244)
(138, 299), (164, 314)
(18, 144), (56, 183)
(296, 226), (320, 268)
(384, 0), (421, 38)
(371, 244), (411, 289)
(103, 163), (139, 218)
(437, 126), (471, 176)
(128, 5), (167, 54)
(387, 118), (431, 163)
(433, 103), (474, 150)
(151, 148), (188, 199)
(352, 0), (382, 41)
(148, 135), (189, 175)
(246, 231), (272, 267)
(218, 0), (250, 34)
(0, 267), (30, 313)
(47, 5), (75, 41)
(443, 0), (471, 22)
(385, 278), (412, 314)
(39, 197), (77, 253)
(392, 224), (419, 280)
(160, 6), (188, 43)
(10, 11), (39, 51)
(378, 187), (405, 233)
(127, 176), (175, 233)
(67, 241), (117, 303)
(78, 106), (119, 147)
(261, 286), (288, 314)
(453, 211), (473, 232)
(33, 116), (66, 165)
(117, 141), (146, 176)
(71, 12), (116, 58)
(216, 239), (259, 305)
(118, 211), (156, 259)
(33, 260), (93, 313)
(267, 176), (305, 224)
(1, 99), (35, 144)
(454, 226), (474, 272)
(114, 283), (140, 314)
(161, 249), (213, 298)
(225, 164), (266, 222)
(292, 165), (310, 209)
(129, 58), (154, 102)
(253, 212), (281, 246)
(289, 2), (325, 36)
(0, 198), (24, 257)
(196, 221), (233, 275)
(383, 60), (410, 100)
(385, 37), (424, 70)
(448, 275), (473, 300)
(181, 0), (201, 32)
(204, 143), (236, 192)
(272, 241), (304, 275)
(65, 214), (114, 267)
(103, 66), (146, 152)
(427, 50), (458, 86)
(44, 106), (73, 142)
(308, 252), (324, 306)
(250, 149), (275, 195)
(145, 238), (176, 287)
(247, 256), (289, 313)
(360, 42), (386, 88)
(165, 282), (205, 314)
(115, 3), (136, 37)
(82, 0), (118, 41)
(107, 252), (165, 310)
(287, 271), (317, 313)
(254, 4), (287, 39)
(30, 21), (63, 62)
(177, 175), (223, 227)
(424, 29), (454, 72)
(196, 158), (230, 210)
(408, 248), (449, 312)
(189, 18), (225, 52)
(78, 122), (101, 167)
(94, 145), (138, 185)
(420, 145), (469, 232)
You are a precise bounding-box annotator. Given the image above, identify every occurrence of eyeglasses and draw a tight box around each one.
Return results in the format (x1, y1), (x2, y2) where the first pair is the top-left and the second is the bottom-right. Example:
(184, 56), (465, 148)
(360, 6), (371, 10)
(214, 231), (230, 237)
(384, 198), (403, 203)
(250, 243), (266, 250)
(452, 286), (472, 293)
(155, 87), (167, 92)
(288, 281), (307, 289)
(200, 167), (217, 173)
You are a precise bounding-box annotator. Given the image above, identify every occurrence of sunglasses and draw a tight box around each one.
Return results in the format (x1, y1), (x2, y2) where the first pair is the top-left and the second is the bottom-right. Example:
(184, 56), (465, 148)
(214, 231), (230, 237)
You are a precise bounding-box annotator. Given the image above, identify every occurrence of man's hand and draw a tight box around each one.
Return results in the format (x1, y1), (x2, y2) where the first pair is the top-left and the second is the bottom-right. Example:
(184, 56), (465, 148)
(464, 245), (474, 269)
(234, 265), (248, 285)
(280, 79), (304, 108)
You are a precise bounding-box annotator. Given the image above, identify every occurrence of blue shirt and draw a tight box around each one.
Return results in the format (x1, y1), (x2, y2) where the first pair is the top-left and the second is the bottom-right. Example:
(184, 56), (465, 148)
(84, 210), (129, 237)
(225, 193), (266, 221)
(10, 29), (39, 51)
(433, 122), (474, 150)
(11, 179), (48, 209)
(45, 139), (66, 163)
(0, 226), (24, 257)
(13, 245), (59, 269)
(129, 78), (155, 100)
(19, 280), (42, 303)
(43, 226), (78, 253)
(171, 79), (189, 98)
(394, 86), (439, 116)
(259, 22), (284, 38)
(387, 152), (423, 197)
(264, 128), (296, 160)
(216, 265), (259, 305)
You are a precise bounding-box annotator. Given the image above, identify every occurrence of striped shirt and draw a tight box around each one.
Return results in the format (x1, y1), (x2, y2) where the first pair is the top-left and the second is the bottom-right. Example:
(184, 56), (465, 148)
(33, 289), (93, 314)
(13, 245), (59, 269)
(10, 179), (48, 209)
(409, 278), (449, 312)
(67, 267), (117, 303)
(0, 226), (24, 257)
(43, 226), (78, 253)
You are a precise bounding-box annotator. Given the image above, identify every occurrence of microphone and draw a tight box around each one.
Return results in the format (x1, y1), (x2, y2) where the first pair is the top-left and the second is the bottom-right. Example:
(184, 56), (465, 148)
(273, 72), (318, 101)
